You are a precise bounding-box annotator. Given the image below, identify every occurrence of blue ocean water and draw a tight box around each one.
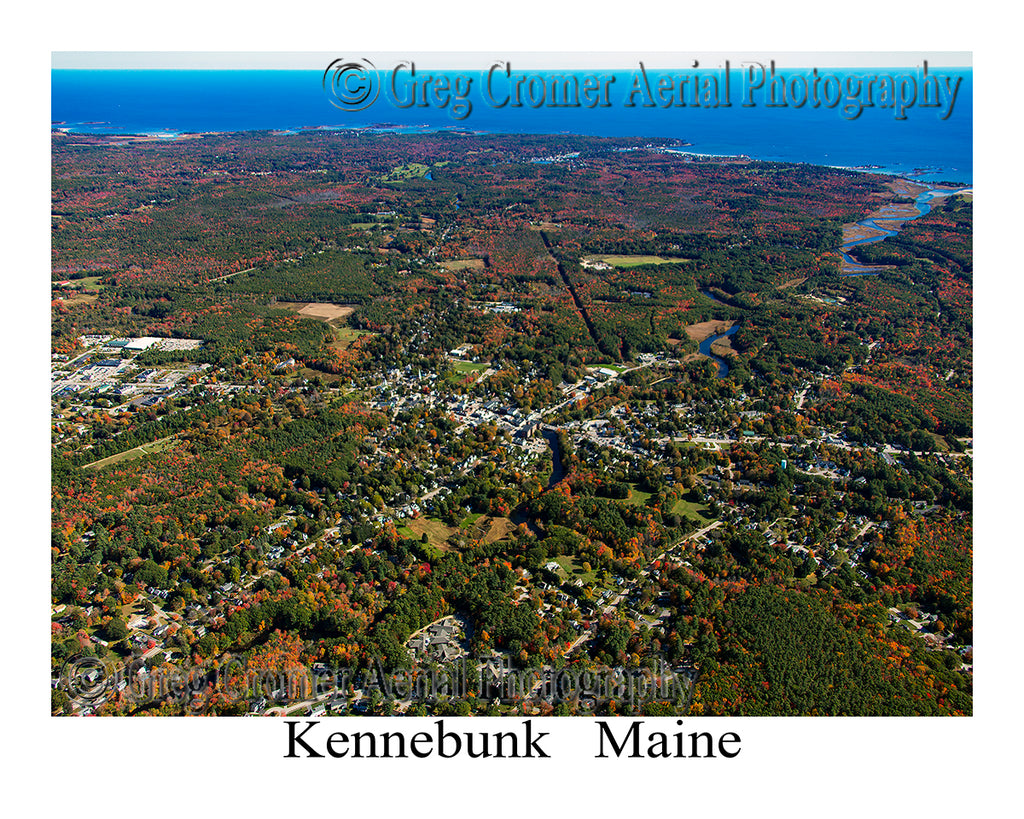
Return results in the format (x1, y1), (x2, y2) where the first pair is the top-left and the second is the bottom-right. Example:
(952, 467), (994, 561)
(51, 67), (972, 183)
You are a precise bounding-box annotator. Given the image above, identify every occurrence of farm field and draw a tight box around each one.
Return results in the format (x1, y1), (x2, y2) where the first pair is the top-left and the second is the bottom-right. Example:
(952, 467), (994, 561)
(274, 302), (358, 323)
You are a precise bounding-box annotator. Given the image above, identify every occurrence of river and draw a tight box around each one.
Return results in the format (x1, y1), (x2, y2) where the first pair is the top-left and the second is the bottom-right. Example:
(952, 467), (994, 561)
(541, 427), (566, 488)
(699, 324), (740, 378)
(839, 186), (969, 275)
(694, 185), (966, 376)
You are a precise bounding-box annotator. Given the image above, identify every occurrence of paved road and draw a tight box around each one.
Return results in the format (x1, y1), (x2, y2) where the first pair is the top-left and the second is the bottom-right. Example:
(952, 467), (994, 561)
(560, 520), (723, 659)
(674, 434), (970, 460)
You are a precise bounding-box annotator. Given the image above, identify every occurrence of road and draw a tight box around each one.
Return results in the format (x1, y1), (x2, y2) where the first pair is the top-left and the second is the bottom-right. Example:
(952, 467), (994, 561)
(672, 434), (970, 460)
(560, 520), (722, 659)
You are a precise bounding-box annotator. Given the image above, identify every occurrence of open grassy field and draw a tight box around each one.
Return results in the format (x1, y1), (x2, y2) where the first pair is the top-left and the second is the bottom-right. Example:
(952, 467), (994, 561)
(297, 367), (346, 383)
(440, 258), (486, 271)
(446, 361), (488, 384)
(274, 303), (370, 352)
(583, 254), (681, 268)
(328, 325), (373, 351)
(380, 163), (430, 182)
(625, 485), (653, 506)
(710, 336), (737, 358)
(671, 496), (714, 526)
(402, 514), (513, 548)
(54, 275), (104, 306)
(402, 517), (458, 549)
(55, 275), (105, 290)
(460, 512), (485, 529)
(453, 361), (488, 374)
(83, 434), (178, 470)
(483, 516), (516, 544)
(553, 554), (598, 585)
(57, 292), (99, 306)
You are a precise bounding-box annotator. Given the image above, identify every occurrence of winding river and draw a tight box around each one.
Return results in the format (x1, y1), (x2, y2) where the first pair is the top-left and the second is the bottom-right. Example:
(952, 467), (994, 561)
(840, 186), (968, 276)
(699, 324), (740, 378)
(691, 184), (968, 376)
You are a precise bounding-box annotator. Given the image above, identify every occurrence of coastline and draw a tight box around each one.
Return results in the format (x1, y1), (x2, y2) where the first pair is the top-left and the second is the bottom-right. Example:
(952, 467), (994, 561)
(51, 124), (972, 186)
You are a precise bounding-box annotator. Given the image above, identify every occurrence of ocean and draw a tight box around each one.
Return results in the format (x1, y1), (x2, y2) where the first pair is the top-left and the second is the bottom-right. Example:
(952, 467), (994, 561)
(51, 67), (972, 183)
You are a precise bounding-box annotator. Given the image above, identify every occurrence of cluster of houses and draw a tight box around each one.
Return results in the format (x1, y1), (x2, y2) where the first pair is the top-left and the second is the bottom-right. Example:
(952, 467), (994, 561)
(406, 616), (466, 664)
(480, 301), (520, 314)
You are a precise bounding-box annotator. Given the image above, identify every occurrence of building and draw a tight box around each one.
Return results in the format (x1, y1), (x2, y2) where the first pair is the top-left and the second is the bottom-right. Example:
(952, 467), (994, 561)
(125, 337), (162, 351)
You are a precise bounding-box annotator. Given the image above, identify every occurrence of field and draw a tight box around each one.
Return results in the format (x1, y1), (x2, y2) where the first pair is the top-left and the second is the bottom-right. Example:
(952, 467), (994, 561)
(670, 496), (714, 527)
(76, 276), (105, 289)
(328, 326), (372, 351)
(56, 292), (99, 306)
(398, 514), (514, 549)
(274, 303), (363, 346)
(482, 516), (516, 544)
(460, 512), (485, 529)
(275, 302), (358, 323)
(380, 163), (431, 182)
(296, 367), (347, 383)
(684, 319), (736, 343)
(452, 361), (488, 374)
(553, 554), (598, 585)
(54, 275), (105, 290)
(710, 336), (737, 357)
(625, 484), (654, 506)
(583, 254), (680, 268)
(440, 258), (486, 271)
(401, 517), (458, 549)
(54, 275), (104, 306)
(82, 434), (178, 471)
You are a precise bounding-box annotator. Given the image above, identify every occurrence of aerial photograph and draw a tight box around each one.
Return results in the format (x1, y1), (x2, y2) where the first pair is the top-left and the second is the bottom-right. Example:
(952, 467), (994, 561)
(50, 51), (974, 720)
